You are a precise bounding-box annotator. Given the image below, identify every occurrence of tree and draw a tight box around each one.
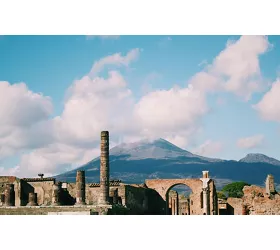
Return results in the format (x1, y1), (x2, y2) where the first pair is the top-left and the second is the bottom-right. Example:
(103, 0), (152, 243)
(221, 181), (250, 198)
(217, 191), (227, 200)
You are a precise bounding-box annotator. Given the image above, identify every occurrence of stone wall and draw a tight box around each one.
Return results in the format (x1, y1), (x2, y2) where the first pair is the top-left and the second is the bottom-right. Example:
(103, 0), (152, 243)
(226, 197), (243, 215)
(23, 180), (55, 206)
(243, 185), (280, 215)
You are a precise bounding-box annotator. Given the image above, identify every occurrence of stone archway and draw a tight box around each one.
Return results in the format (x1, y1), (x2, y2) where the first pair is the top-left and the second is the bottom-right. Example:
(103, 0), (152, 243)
(166, 183), (193, 215)
(145, 171), (218, 215)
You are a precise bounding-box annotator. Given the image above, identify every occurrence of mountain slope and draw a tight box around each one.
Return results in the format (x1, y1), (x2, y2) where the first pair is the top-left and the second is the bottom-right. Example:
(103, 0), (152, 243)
(55, 138), (280, 189)
(239, 153), (280, 166)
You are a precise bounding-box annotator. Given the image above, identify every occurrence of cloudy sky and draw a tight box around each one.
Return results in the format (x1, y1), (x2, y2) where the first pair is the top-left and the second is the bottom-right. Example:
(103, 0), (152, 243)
(0, 35), (280, 177)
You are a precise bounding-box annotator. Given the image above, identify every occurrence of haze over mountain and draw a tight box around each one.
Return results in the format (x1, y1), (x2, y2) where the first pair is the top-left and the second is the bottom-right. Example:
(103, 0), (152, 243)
(55, 138), (280, 189)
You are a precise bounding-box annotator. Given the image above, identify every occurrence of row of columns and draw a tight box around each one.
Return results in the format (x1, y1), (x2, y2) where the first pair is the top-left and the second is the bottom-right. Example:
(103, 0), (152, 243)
(1, 131), (111, 207)
(51, 130), (111, 206)
(1, 184), (39, 207)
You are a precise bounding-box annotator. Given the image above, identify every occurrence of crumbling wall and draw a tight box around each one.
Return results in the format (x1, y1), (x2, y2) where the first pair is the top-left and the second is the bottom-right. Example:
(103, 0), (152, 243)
(243, 185), (280, 215)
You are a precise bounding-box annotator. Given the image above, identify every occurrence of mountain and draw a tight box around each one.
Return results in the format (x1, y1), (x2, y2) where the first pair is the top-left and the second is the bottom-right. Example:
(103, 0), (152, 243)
(55, 138), (280, 189)
(239, 153), (280, 166)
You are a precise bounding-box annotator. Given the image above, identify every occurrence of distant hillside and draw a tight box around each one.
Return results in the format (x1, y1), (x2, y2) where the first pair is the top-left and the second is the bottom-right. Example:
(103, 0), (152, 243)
(55, 138), (280, 189)
(239, 153), (280, 166)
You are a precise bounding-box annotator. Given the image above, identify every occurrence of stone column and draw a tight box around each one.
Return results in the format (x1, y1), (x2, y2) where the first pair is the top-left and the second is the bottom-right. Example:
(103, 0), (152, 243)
(75, 170), (86, 205)
(99, 131), (110, 205)
(202, 188), (209, 215)
(200, 170), (210, 215)
(52, 183), (62, 206)
(27, 192), (38, 206)
(171, 198), (175, 215)
(4, 184), (15, 206)
(174, 194), (178, 215)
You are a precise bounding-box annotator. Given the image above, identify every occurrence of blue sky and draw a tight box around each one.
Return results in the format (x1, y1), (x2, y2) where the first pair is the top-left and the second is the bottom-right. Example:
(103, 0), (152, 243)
(0, 35), (280, 176)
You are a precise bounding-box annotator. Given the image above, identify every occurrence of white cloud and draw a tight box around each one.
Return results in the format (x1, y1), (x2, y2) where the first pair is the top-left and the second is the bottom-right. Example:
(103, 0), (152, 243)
(0, 165), (20, 176)
(254, 79), (280, 122)
(134, 85), (208, 134)
(0, 81), (53, 159)
(191, 35), (271, 100)
(89, 48), (140, 76)
(193, 140), (223, 157)
(18, 144), (101, 177)
(1, 36), (273, 177)
(237, 134), (264, 149)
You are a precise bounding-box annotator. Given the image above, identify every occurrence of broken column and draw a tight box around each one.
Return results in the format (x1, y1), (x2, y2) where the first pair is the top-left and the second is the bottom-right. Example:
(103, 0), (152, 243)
(4, 184), (15, 206)
(75, 170), (86, 205)
(27, 192), (38, 206)
(265, 174), (275, 194)
(52, 183), (62, 206)
(99, 131), (110, 205)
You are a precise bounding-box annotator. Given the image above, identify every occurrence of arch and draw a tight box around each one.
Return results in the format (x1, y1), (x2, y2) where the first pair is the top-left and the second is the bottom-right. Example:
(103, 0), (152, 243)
(145, 178), (204, 215)
(166, 183), (193, 215)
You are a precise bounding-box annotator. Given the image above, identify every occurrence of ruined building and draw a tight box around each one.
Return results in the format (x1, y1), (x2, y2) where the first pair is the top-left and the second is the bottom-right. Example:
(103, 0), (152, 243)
(0, 131), (219, 215)
(218, 174), (280, 215)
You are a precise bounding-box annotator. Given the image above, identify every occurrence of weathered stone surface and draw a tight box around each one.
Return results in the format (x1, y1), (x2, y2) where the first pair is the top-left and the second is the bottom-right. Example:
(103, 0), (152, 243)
(52, 183), (62, 206)
(75, 170), (86, 205)
(4, 184), (15, 206)
(145, 175), (217, 215)
(26, 192), (38, 206)
(99, 131), (110, 205)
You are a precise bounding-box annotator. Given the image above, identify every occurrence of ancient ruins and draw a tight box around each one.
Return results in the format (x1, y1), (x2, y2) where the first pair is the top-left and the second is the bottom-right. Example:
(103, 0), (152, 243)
(0, 131), (279, 215)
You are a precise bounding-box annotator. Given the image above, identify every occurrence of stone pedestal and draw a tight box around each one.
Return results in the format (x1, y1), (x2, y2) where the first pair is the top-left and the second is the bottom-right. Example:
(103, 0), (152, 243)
(4, 184), (15, 207)
(27, 192), (38, 206)
(99, 131), (110, 205)
(75, 170), (86, 205)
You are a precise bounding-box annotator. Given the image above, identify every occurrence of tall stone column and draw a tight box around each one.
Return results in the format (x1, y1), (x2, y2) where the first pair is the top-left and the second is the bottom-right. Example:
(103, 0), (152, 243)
(27, 192), (38, 206)
(4, 184), (15, 206)
(75, 170), (86, 205)
(52, 183), (62, 206)
(99, 131), (110, 205)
